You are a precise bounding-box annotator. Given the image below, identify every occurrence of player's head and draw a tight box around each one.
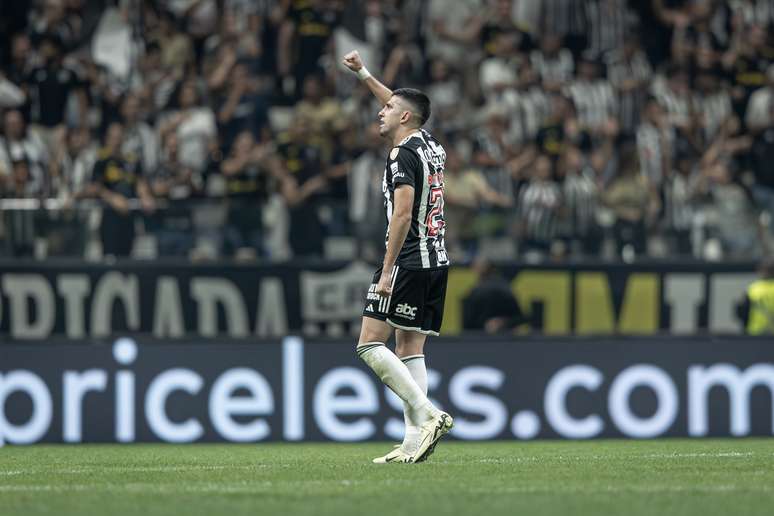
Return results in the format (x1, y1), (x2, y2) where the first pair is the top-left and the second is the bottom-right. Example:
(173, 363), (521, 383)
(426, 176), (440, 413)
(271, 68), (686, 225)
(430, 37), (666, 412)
(378, 88), (431, 137)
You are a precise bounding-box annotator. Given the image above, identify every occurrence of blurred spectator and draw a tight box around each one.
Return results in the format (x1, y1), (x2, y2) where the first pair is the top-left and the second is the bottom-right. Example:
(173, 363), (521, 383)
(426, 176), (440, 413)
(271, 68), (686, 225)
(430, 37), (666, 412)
(323, 124), (358, 237)
(663, 144), (701, 256)
(531, 33), (574, 93)
(652, 64), (694, 145)
(349, 122), (387, 261)
(215, 60), (270, 147)
(427, 59), (465, 132)
(121, 93), (159, 176)
(445, 145), (512, 259)
(516, 154), (561, 257)
(25, 33), (88, 148)
(382, 25), (426, 89)
(535, 94), (576, 159)
(538, 0), (586, 56)
(731, 1), (774, 31)
(701, 161), (760, 257)
(565, 55), (617, 135)
(462, 259), (525, 333)
(479, 32), (521, 104)
(426, 0), (482, 67)
(160, 0), (217, 66)
(0, 109), (48, 195)
(695, 120), (758, 257)
(723, 24), (773, 119)
(137, 41), (179, 113)
(671, 2), (725, 68)
(5, 33), (34, 90)
(473, 106), (514, 197)
(157, 80), (216, 174)
(147, 8), (194, 79)
(276, 115), (328, 258)
(637, 96), (674, 189)
(278, 0), (342, 99)
(1, 159), (41, 256)
(146, 131), (198, 257)
(693, 70), (732, 143)
(608, 33), (652, 135)
(295, 74), (345, 163)
(504, 59), (549, 146)
(48, 125), (96, 201)
(558, 145), (602, 256)
(29, 0), (81, 51)
(602, 144), (658, 259)
(584, 0), (629, 59)
(90, 122), (154, 257)
(430, 0), (529, 59)
(220, 129), (276, 259)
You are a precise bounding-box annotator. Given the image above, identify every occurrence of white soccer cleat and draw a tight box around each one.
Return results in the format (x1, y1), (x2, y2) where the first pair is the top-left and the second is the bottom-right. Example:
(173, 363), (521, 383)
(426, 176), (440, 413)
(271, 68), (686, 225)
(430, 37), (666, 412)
(410, 412), (453, 463)
(372, 446), (412, 464)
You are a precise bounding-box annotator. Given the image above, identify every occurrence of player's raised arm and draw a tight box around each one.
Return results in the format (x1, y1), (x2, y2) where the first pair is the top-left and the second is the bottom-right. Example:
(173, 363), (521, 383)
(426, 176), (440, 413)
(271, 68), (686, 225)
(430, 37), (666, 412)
(342, 50), (393, 105)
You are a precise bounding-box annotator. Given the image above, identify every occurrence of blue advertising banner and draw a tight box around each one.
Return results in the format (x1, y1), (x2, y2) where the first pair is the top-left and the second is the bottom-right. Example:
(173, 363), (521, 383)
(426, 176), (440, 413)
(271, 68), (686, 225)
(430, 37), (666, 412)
(1, 336), (772, 443)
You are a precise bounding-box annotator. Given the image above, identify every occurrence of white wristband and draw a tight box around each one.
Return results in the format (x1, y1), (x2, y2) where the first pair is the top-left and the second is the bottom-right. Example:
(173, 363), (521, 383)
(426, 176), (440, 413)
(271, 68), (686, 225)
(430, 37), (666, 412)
(357, 67), (372, 80)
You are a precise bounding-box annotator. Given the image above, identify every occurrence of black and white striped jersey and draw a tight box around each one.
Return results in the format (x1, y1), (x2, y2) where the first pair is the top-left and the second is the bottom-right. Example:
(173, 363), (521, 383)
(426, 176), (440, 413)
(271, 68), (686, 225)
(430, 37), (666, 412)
(565, 78), (618, 131)
(382, 129), (450, 270)
(608, 49), (652, 133)
(518, 179), (561, 243)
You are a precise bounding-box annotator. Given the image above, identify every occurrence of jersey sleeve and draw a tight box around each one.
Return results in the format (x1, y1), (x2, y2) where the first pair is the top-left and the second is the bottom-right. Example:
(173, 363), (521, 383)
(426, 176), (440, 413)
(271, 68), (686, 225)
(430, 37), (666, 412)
(390, 147), (421, 188)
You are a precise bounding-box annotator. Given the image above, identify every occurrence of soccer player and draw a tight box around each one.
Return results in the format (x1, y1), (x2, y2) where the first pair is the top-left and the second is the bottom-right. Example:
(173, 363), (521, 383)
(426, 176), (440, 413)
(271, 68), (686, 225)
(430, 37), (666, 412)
(342, 50), (453, 464)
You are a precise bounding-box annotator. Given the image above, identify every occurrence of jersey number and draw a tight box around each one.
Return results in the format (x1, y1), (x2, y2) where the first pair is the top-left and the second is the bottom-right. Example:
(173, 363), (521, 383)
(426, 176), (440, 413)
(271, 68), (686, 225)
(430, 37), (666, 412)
(425, 186), (445, 237)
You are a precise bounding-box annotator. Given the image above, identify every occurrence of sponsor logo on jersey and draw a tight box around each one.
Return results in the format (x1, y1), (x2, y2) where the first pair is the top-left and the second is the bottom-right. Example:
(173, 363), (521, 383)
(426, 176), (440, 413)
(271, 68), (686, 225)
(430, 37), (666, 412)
(390, 162), (398, 174)
(395, 303), (418, 319)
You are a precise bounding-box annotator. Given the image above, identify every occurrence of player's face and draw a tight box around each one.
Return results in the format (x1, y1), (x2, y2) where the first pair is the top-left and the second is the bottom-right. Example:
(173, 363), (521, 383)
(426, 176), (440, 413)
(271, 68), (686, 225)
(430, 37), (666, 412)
(377, 96), (406, 137)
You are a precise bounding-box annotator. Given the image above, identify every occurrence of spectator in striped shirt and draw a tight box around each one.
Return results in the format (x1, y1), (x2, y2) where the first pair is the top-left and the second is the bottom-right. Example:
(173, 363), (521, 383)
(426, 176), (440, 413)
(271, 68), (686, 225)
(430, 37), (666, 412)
(516, 153), (561, 257)
(538, 0), (587, 57)
(662, 145), (702, 256)
(565, 55), (618, 135)
(531, 33), (574, 93)
(692, 70), (732, 144)
(637, 96), (674, 191)
(584, 0), (629, 60)
(558, 145), (602, 256)
(652, 63), (700, 151)
(607, 33), (653, 135)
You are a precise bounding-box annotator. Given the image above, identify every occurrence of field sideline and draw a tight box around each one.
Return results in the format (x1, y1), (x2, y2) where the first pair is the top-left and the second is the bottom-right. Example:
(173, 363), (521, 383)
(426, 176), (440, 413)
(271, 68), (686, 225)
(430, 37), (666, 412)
(1, 439), (773, 516)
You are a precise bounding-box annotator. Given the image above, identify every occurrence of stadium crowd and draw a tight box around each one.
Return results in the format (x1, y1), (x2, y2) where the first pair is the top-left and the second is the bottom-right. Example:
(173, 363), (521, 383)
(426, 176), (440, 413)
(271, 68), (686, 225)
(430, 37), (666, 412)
(1, 0), (773, 262)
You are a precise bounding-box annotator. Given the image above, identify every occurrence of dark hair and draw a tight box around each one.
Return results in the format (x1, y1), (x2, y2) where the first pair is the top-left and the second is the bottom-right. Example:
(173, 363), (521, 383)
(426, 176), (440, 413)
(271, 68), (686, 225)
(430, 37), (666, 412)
(392, 88), (431, 127)
(760, 258), (774, 279)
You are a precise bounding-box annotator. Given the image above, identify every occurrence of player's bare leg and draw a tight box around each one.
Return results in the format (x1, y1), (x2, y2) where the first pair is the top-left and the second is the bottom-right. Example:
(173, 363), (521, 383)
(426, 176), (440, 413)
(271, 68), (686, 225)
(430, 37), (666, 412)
(357, 317), (447, 463)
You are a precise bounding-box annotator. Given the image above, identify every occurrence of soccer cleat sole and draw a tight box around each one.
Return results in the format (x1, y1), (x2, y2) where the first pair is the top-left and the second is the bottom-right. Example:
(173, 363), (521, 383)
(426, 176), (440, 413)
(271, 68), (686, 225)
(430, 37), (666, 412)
(411, 413), (453, 463)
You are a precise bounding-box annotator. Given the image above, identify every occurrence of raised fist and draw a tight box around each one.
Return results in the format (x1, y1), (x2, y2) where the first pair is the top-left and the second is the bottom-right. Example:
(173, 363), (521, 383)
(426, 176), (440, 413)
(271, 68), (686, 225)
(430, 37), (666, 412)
(342, 50), (364, 72)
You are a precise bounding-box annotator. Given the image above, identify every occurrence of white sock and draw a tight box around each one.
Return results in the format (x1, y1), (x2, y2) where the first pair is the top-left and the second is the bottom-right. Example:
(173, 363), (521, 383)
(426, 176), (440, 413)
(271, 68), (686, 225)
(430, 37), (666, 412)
(357, 343), (437, 422)
(401, 355), (427, 451)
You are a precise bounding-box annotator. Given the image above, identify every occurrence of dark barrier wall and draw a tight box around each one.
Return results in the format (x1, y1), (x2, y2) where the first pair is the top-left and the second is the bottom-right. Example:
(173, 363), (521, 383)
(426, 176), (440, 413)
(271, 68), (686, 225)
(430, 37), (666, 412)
(0, 260), (757, 339)
(1, 336), (772, 444)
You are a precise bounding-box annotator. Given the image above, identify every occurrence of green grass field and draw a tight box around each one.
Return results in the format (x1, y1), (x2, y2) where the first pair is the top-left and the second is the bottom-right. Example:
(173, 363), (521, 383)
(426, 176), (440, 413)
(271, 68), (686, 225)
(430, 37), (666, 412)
(1, 439), (773, 516)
